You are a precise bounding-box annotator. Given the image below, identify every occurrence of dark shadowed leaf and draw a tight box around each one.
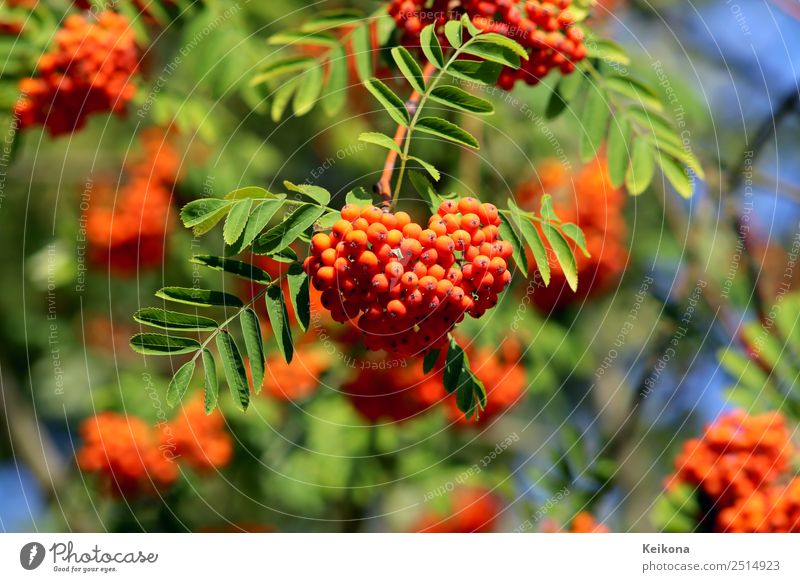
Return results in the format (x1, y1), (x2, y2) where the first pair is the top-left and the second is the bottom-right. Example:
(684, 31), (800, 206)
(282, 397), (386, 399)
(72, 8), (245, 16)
(191, 255), (270, 285)
(448, 60), (502, 85)
(216, 331), (250, 411)
(443, 338), (466, 394)
(408, 171), (443, 213)
(240, 308), (265, 393)
(156, 287), (243, 308)
(423, 348), (441, 374)
(202, 348), (219, 414)
(287, 263), (311, 332)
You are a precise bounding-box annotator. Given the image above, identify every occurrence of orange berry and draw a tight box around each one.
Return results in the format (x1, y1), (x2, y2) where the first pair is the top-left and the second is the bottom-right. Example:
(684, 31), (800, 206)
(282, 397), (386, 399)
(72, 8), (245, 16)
(427, 265), (446, 280)
(387, 229), (404, 246)
(458, 197), (480, 214)
(321, 248), (337, 265)
(316, 266), (335, 284)
(460, 213), (481, 231)
(438, 200), (458, 215)
(371, 273), (390, 292)
(332, 220), (353, 241)
(395, 211), (411, 228)
(381, 212), (398, 229)
(419, 229), (437, 245)
(413, 261), (428, 278)
(357, 250), (379, 272)
(429, 219), (448, 236)
(311, 233), (332, 254)
(385, 261), (404, 279)
(435, 235), (455, 254)
(387, 300), (407, 318)
(344, 229), (368, 252)
(402, 223), (422, 239)
(420, 248), (439, 266)
(361, 205), (384, 223)
(401, 272), (419, 288)
(367, 222), (388, 246)
(341, 204), (360, 221)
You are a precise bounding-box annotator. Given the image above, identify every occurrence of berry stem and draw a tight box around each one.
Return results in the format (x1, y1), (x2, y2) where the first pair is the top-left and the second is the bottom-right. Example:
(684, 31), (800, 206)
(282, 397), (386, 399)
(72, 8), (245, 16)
(376, 62), (437, 205)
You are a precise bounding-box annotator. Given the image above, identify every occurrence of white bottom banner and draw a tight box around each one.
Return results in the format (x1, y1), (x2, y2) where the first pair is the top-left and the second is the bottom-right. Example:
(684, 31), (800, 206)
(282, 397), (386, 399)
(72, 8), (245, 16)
(1, 534), (797, 581)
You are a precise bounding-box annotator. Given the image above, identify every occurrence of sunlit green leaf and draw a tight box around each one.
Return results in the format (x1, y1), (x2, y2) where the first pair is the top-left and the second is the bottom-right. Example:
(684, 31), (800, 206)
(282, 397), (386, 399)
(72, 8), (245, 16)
(415, 117), (479, 149)
(130, 333), (201, 356)
(134, 308), (218, 331)
(167, 360), (195, 407)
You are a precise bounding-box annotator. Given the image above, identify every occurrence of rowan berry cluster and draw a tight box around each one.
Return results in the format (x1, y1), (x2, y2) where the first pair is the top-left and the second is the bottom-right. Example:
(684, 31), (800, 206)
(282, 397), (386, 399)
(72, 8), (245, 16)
(718, 478), (800, 533)
(168, 397), (234, 473)
(14, 11), (139, 136)
(388, 0), (587, 88)
(517, 156), (628, 310)
(343, 338), (525, 423)
(77, 412), (178, 497)
(413, 487), (501, 532)
(77, 396), (233, 497)
(304, 199), (513, 357)
(669, 410), (800, 532)
(343, 357), (437, 422)
(86, 128), (179, 275)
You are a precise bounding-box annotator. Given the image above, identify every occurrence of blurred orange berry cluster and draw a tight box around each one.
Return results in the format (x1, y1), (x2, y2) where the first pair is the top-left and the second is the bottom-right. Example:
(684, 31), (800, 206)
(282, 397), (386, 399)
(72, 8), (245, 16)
(86, 128), (180, 275)
(77, 396), (232, 497)
(414, 487), (501, 532)
(262, 344), (331, 402)
(542, 511), (610, 532)
(343, 337), (526, 424)
(669, 410), (800, 532)
(14, 11), (139, 135)
(517, 156), (628, 310)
